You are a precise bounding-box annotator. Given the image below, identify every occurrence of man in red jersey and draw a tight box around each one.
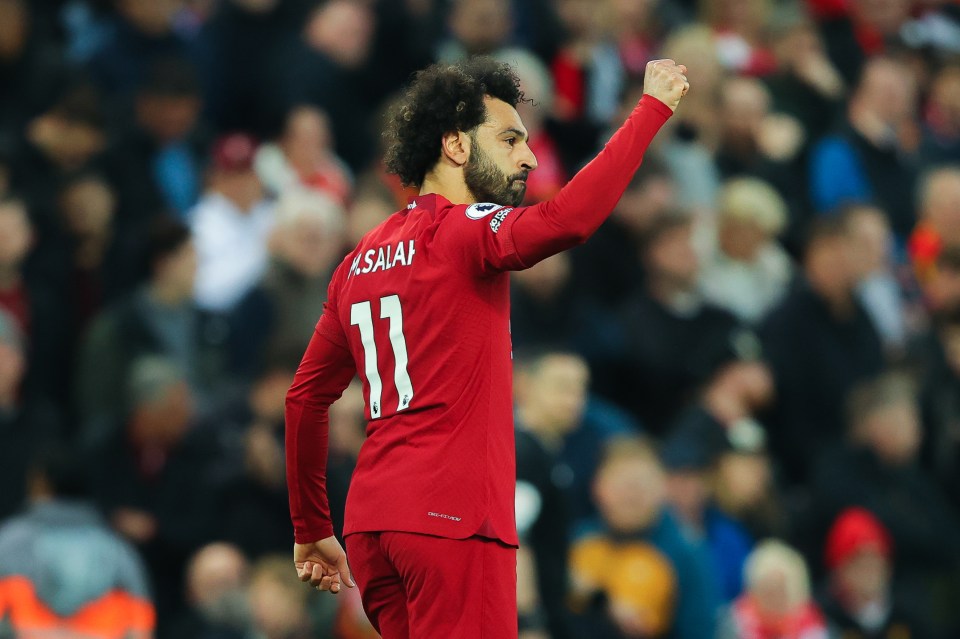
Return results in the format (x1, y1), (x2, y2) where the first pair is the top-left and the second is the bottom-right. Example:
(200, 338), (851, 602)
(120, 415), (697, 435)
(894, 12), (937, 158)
(285, 56), (688, 638)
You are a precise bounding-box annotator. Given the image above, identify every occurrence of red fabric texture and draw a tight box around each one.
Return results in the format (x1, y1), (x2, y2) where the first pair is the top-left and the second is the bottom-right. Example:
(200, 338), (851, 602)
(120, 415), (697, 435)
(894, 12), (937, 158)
(345, 532), (517, 639)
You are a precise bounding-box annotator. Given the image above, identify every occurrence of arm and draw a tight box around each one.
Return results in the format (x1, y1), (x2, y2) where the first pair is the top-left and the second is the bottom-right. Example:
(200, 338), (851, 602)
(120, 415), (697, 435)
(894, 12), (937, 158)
(438, 60), (687, 275)
(510, 93), (674, 266)
(286, 324), (358, 595)
(285, 325), (356, 544)
(508, 59), (686, 267)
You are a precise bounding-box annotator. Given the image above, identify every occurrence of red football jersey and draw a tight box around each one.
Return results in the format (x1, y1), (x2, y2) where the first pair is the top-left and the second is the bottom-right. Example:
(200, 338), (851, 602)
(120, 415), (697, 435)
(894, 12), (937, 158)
(286, 94), (673, 546)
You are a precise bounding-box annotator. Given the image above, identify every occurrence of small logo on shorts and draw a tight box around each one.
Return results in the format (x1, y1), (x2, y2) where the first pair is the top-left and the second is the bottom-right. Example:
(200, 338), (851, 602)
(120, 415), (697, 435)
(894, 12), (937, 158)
(427, 511), (462, 522)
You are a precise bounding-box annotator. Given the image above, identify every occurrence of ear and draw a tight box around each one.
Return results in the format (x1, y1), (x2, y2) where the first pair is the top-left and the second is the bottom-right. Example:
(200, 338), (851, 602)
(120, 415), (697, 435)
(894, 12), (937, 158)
(440, 130), (470, 166)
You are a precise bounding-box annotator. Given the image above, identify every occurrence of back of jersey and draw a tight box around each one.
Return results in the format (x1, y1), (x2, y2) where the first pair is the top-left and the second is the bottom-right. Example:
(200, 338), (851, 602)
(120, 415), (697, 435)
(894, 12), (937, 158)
(323, 195), (526, 545)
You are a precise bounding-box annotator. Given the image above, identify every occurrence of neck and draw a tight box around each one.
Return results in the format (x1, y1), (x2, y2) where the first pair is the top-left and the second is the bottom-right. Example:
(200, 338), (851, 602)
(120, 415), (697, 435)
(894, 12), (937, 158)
(815, 285), (856, 319)
(849, 102), (894, 147)
(0, 267), (21, 290)
(420, 172), (474, 206)
(517, 407), (563, 450)
(648, 276), (694, 306)
(74, 231), (111, 268)
(148, 280), (187, 307)
(0, 391), (16, 411)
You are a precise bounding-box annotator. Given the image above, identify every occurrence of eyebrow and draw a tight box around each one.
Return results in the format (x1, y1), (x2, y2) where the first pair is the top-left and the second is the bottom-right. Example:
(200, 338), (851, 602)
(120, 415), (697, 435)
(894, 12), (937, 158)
(500, 127), (528, 141)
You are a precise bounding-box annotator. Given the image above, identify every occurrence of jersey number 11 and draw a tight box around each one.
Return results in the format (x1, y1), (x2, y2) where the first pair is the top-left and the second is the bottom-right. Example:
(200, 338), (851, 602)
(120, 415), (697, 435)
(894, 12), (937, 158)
(350, 295), (414, 418)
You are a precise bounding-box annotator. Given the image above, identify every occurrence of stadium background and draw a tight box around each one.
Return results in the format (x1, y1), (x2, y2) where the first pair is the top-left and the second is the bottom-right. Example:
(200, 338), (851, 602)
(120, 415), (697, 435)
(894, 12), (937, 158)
(1, 0), (960, 637)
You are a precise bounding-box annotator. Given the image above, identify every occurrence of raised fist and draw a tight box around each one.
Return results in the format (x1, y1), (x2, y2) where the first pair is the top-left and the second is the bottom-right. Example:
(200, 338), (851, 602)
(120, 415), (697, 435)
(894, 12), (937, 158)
(643, 59), (689, 112)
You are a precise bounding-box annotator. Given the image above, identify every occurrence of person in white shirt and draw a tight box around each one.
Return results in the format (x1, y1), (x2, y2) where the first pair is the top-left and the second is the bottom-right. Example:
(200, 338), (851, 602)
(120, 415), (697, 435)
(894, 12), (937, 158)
(699, 177), (793, 325)
(190, 133), (274, 313)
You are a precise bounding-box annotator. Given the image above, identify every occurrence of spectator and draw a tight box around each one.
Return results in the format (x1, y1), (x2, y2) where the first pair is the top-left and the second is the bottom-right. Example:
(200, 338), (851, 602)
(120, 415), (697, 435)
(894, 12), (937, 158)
(190, 132), (274, 314)
(818, 508), (929, 639)
(255, 105), (353, 205)
(809, 372), (960, 635)
(920, 64), (960, 168)
(915, 307), (960, 512)
(215, 368), (295, 559)
(655, 25), (725, 209)
(571, 154), (676, 312)
(808, 55), (919, 239)
(914, 165), (960, 248)
(605, 211), (747, 434)
(40, 173), (144, 350)
(105, 55), (207, 224)
(437, 0), (515, 62)
(0, 0), (66, 154)
(0, 196), (67, 404)
(845, 204), (912, 353)
(513, 350), (582, 639)
(700, 0), (777, 75)
(570, 436), (721, 639)
(660, 415), (754, 602)
(816, 0), (914, 85)
(550, 0), (624, 129)
(167, 542), (251, 639)
(270, 0), (377, 171)
(510, 252), (594, 352)
(86, 0), (193, 99)
(13, 83), (108, 236)
(326, 380), (366, 543)
(714, 76), (808, 233)
(699, 177), (793, 324)
(765, 17), (846, 149)
(246, 556), (314, 639)
(0, 310), (60, 522)
(197, 0), (293, 135)
(761, 217), (885, 483)
(88, 355), (225, 630)
(76, 216), (228, 445)
(233, 188), (345, 375)
(0, 447), (155, 638)
(609, 0), (666, 82)
(718, 539), (828, 639)
(713, 417), (790, 542)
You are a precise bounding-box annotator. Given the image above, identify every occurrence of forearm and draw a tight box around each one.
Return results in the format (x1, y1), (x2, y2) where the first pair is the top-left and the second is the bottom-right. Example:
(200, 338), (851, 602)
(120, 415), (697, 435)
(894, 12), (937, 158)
(285, 329), (356, 544)
(511, 95), (673, 265)
(285, 394), (335, 543)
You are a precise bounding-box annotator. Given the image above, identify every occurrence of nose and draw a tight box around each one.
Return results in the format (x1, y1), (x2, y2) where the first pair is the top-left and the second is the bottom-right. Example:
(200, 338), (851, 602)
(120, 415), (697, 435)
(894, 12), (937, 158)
(520, 143), (538, 172)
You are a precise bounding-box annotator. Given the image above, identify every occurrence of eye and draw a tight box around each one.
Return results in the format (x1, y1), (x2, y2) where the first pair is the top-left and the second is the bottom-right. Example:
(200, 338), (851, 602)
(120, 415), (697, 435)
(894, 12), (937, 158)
(505, 137), (516, 147)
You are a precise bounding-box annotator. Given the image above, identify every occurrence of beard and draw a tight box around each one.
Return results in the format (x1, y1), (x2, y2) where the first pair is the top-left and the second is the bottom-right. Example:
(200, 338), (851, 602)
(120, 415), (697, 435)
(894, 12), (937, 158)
(464, 137), (527, 207)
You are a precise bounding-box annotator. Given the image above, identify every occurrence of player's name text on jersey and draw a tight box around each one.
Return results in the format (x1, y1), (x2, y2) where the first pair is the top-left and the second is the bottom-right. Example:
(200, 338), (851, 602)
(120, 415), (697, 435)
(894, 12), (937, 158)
(348, 240), (416, 278)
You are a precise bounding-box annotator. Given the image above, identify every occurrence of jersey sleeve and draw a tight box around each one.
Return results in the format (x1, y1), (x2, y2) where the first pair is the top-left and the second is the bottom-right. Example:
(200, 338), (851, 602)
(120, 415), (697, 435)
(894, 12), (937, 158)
(433, 95), (673, 276)
(285, 263), (357, 543)
(432, 202), (529, 274)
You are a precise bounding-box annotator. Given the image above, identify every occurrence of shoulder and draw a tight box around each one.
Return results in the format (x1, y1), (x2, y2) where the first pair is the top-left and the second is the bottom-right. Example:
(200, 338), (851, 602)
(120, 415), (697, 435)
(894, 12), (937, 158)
(436, 201), (516, 233)
(0, 516), (35, 572)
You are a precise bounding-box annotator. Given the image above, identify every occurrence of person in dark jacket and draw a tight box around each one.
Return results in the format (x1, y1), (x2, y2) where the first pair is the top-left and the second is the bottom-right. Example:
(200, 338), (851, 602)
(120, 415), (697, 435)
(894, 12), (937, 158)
(761, 217), (885, 484)
(809, 372), (960, 636)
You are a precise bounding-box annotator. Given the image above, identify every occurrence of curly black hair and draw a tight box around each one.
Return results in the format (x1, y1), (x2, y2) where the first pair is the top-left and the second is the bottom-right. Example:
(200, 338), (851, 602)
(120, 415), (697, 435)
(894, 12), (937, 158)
(383, 57), (524, 188)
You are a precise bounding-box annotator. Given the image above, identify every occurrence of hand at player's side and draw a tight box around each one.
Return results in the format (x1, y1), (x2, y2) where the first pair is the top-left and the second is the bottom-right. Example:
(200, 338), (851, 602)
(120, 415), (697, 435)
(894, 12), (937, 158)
(294, 536), (355, 594)
(642, 59), (689, 112)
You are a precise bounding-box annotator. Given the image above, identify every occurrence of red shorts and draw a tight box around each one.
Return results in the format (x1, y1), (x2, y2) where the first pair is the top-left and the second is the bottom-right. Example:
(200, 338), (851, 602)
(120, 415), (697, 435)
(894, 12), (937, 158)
(345, 532), (517, 639)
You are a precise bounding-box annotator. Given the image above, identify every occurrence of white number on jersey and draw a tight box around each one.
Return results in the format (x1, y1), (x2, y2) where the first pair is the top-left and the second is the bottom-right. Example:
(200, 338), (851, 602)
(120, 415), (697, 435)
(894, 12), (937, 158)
(350, 295), (414, 418)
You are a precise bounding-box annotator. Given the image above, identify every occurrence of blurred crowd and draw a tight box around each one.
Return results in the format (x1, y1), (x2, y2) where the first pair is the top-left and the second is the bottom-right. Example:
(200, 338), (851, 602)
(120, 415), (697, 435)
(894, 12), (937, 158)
(1, 0), (960, 637)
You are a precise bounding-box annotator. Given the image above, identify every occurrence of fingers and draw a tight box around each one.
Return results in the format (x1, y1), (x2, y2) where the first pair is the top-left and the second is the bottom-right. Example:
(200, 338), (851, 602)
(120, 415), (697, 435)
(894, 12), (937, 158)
(337, 554), (355, 589)
(297, 561), (313, 582)
(296, 560), (353, 594)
